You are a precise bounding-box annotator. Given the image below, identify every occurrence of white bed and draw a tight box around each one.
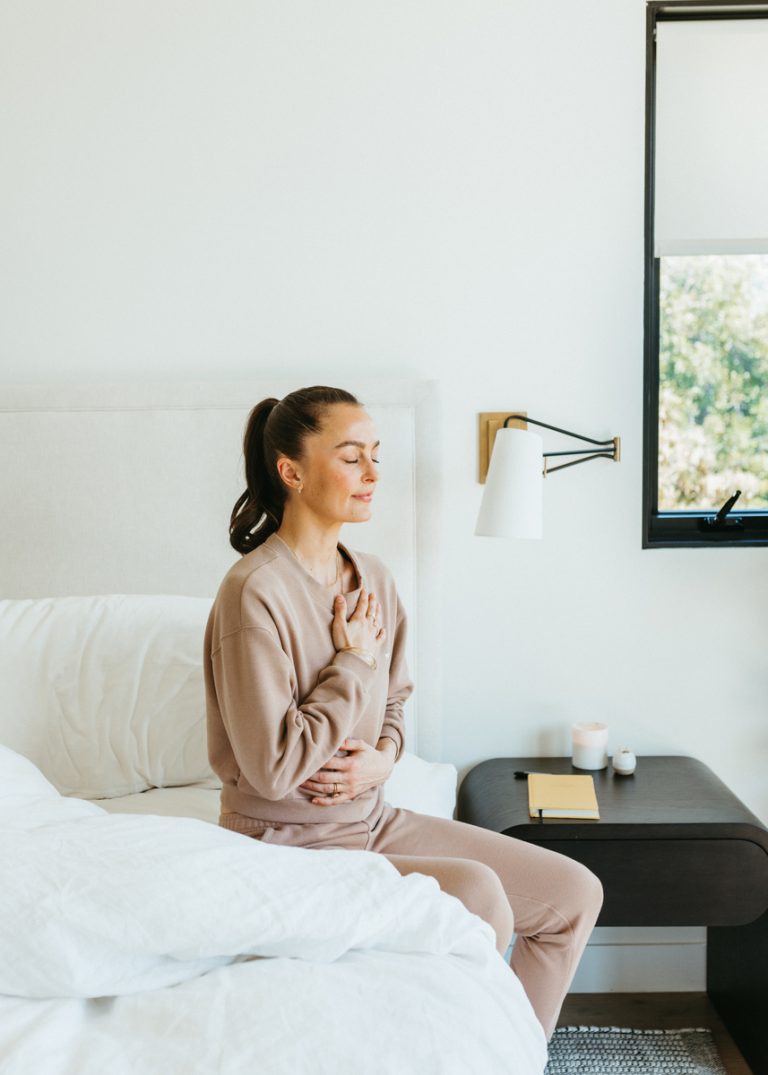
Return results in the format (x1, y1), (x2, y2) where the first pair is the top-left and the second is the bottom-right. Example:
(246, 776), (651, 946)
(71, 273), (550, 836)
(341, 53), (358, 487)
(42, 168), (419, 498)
(0, 745), (545, 1075)
(0, 381), (547, 1074)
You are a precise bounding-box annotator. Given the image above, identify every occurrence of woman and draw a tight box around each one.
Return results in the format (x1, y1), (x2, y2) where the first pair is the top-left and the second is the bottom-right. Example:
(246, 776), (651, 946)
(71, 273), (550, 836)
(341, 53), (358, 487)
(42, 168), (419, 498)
(203, 385), (602, 1040)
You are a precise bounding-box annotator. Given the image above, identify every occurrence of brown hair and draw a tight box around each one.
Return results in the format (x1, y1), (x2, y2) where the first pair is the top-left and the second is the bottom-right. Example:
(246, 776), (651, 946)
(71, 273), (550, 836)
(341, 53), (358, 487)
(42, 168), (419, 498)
(229, 385), (361, 554)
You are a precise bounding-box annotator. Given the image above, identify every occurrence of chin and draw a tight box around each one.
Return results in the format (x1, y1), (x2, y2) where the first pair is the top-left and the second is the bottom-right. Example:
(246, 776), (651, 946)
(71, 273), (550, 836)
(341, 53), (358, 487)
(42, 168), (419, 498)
(346, 502), (373, 522)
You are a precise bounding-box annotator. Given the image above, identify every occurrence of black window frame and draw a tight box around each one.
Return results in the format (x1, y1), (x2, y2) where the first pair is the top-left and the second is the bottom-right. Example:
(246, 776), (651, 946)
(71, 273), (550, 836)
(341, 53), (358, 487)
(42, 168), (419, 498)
(643, 0), (768, 548)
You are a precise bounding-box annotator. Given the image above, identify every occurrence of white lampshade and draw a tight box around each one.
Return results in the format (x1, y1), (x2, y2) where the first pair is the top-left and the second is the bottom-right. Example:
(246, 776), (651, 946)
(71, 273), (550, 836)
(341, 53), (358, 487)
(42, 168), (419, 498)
(475, 428), (544, 540)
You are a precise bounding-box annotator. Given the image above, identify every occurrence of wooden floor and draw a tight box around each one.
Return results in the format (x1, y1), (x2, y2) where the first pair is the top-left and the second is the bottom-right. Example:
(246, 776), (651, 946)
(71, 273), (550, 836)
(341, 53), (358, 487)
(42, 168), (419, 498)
(558, 993), (752, 1075)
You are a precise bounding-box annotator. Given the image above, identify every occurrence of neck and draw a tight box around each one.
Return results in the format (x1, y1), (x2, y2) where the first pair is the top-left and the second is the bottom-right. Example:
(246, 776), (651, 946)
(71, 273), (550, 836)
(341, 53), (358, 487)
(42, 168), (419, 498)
(276, 510), (343, 577)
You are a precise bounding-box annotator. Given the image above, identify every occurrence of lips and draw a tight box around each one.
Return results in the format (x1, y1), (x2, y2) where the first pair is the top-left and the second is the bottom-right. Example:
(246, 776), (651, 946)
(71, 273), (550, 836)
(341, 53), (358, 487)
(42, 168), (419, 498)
(353, 493), (373, 501)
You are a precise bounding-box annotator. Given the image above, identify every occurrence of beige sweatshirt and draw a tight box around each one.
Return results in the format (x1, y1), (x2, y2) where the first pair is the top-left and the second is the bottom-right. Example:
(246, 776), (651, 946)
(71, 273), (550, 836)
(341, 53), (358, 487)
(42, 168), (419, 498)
(203, 532), (414, 823)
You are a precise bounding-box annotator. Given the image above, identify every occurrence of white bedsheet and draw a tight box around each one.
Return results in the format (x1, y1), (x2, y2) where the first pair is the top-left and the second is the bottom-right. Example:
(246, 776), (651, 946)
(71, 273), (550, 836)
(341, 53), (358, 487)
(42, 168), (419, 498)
(0, 747), (546, 1074)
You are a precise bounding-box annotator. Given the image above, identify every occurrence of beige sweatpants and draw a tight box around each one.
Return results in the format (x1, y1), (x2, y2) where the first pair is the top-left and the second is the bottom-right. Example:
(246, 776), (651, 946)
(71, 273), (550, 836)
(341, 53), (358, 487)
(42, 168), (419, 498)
(220, 800), (603, 1039)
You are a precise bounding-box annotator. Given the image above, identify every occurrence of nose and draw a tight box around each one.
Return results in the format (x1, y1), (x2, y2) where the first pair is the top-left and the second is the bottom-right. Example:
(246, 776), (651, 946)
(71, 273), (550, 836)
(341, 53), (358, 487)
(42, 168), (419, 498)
(363, 461), (378, 483)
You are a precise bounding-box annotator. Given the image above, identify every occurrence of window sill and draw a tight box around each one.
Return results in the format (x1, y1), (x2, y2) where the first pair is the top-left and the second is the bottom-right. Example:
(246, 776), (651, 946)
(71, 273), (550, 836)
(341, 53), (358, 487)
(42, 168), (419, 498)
(644, 512), (768, 548)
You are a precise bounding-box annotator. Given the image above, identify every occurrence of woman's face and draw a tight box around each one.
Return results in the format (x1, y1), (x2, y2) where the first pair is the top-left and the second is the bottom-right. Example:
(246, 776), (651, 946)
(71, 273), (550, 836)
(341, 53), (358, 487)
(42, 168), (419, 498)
(290, 404), (380, 524)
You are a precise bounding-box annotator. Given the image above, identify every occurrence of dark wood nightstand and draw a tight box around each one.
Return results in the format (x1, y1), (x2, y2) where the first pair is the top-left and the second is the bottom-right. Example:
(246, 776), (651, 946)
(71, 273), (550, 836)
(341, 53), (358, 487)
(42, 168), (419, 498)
(457, 756), (768, 1075)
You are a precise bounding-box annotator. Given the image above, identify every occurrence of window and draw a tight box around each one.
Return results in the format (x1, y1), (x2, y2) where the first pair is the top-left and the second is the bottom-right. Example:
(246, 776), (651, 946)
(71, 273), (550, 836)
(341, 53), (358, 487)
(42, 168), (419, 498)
(643, 2), (768, 547)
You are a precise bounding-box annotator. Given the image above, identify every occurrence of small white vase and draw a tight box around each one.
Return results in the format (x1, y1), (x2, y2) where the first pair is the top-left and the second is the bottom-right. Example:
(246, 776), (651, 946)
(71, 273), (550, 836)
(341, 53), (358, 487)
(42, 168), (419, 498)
(612, 748), (637, 775)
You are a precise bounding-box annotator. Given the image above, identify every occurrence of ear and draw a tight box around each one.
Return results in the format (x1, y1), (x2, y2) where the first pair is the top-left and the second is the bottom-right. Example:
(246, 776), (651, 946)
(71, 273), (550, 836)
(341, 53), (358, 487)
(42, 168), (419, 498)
(276, 455), (303, 493)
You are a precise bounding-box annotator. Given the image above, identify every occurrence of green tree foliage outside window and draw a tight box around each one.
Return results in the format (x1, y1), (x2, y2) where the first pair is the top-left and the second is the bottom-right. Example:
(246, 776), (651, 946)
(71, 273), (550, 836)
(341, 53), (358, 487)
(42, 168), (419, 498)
(658, 254), (768, 512)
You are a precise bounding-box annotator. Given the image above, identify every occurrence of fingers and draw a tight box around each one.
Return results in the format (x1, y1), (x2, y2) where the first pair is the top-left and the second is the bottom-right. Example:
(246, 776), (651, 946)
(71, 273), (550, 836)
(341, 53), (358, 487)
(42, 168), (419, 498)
(301, 742), (369, 803)
(362, 593), (381, 626)
(371, 599), (384, 643)
(352, 588), (379, 613)
(321, 757), (352, 773)
(348, 589), (383, 619)
(299, 751), (359, 795)
(301, 780), (344, 802)
(337, 589), (385, 654)
(298, 760), (352, 790)
(351, 586), (369, 619)
(304, 777), (355, 805)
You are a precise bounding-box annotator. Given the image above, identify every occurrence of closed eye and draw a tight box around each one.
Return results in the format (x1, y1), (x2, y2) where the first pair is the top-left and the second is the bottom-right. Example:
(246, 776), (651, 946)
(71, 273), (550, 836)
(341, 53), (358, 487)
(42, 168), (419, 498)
(344, 459), (380, 465)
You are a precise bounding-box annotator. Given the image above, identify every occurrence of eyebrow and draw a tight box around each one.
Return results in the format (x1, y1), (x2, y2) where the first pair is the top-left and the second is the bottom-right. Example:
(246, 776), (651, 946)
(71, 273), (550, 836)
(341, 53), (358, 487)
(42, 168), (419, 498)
(333, 440), (381, 450)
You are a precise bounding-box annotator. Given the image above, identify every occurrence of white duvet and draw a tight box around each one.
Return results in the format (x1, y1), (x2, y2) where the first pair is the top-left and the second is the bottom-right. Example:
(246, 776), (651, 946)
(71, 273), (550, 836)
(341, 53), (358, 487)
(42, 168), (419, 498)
(0, 746), (546, 1074)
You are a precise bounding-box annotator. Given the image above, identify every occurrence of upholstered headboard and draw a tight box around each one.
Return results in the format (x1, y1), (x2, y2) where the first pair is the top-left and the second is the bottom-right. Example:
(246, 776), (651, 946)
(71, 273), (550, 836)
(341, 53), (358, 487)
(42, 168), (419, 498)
(0, 380), (443, 757)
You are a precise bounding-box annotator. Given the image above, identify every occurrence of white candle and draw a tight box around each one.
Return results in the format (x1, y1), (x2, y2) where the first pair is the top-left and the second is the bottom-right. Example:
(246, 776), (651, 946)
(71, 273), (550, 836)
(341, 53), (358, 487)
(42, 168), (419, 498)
(571, 722), (609, 770)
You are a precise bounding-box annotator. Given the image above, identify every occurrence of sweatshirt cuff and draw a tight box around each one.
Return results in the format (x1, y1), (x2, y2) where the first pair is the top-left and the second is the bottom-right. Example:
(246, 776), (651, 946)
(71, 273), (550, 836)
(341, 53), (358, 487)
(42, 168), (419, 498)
(378, 723), (403, 762)
(332, 648), (379, 688)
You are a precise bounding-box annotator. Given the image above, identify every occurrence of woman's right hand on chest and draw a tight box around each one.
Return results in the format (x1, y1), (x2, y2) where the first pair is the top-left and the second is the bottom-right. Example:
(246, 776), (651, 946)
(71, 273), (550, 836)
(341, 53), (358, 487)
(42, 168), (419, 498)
(331, 586), (385, 657)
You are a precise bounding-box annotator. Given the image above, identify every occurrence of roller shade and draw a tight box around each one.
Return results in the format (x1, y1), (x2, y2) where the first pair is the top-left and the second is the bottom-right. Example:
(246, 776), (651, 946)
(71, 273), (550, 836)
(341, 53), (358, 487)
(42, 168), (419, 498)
(654, 18), (768, 256)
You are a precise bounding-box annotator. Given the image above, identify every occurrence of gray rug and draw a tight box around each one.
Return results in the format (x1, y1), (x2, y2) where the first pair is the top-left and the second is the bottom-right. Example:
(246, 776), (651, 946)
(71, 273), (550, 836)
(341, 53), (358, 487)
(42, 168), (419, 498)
(545, 1027), (727, 1074)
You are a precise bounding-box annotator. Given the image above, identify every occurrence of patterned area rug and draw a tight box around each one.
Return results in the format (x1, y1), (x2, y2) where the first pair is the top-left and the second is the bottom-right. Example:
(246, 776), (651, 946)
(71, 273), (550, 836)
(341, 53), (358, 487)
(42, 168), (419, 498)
(545, 1027), (727, 1074)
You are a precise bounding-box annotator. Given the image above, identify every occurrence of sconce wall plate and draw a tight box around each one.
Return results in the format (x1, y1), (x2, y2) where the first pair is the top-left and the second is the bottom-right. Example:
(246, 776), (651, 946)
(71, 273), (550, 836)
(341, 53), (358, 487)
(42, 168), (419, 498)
(478, 411), (527, 484)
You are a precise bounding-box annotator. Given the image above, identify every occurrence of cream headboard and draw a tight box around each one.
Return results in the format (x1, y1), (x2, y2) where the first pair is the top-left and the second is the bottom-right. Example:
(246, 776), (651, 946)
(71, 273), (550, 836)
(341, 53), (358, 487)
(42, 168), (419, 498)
(0, 379), (443, 758)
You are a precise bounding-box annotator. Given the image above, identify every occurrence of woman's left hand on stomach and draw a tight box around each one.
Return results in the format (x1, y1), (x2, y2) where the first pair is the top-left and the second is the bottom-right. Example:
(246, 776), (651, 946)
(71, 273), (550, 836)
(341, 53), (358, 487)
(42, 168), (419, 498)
(299, 738), (394, 806)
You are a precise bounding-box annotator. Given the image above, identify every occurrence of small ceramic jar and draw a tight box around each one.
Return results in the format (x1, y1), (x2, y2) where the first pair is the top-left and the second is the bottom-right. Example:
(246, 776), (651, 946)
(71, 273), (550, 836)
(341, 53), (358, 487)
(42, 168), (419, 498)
(612, 748), (637, 776)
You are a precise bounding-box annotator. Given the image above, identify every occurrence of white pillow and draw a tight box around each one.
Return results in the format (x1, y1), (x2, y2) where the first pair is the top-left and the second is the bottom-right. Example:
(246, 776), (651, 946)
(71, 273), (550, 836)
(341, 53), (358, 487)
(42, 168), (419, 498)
(0, 595), (216, 798)
(384, 751), (457, 819)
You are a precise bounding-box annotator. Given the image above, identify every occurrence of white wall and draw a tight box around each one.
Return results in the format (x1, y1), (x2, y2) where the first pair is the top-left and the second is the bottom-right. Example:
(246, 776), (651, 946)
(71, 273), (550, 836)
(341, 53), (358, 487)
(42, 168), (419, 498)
(2, 0), (766, 990)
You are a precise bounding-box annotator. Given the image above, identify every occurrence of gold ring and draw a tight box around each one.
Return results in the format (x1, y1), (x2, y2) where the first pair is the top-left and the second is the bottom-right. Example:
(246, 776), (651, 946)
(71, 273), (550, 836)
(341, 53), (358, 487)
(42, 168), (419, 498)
(333, 782), (340, 797)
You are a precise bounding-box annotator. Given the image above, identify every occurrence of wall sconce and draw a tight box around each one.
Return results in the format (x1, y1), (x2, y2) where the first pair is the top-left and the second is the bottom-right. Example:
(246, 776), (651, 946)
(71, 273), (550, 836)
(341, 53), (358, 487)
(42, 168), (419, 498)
(475, 412), (621, 539)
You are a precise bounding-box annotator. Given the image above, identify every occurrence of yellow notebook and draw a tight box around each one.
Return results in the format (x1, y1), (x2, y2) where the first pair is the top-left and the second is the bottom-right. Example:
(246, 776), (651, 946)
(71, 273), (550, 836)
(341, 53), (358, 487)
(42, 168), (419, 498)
(528, 773), (600, 820)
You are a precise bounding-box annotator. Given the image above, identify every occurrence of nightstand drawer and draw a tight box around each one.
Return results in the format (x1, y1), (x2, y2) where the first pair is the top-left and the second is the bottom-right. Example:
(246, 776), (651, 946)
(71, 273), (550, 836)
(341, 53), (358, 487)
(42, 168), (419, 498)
(531, 837), (768, 927)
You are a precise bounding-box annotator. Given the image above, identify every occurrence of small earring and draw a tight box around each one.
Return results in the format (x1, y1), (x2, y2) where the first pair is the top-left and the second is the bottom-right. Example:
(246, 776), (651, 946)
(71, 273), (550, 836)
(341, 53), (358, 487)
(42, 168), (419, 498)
(297, 482), (303, 495)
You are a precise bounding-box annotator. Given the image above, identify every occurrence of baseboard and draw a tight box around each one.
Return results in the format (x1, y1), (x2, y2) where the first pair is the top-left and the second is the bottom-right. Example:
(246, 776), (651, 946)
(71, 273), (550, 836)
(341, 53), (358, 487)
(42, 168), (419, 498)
(569, 927), (707, 993)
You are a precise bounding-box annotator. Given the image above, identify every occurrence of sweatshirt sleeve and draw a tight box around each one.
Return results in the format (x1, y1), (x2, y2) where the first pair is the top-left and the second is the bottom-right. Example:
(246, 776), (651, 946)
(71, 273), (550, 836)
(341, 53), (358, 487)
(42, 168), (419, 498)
(378, 593), (414, 763)
(210, 626), (378, 801)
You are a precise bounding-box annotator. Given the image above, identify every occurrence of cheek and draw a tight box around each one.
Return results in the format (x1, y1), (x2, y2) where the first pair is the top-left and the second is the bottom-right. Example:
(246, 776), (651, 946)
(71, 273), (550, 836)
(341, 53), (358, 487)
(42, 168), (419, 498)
(318, 468), (355, 496)
(334, 468), (358, 492)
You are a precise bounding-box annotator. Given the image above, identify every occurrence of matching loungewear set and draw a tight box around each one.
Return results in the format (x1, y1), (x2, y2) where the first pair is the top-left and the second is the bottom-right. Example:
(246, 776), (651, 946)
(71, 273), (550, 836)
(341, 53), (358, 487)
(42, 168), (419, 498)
(203, 532), (603, 1039)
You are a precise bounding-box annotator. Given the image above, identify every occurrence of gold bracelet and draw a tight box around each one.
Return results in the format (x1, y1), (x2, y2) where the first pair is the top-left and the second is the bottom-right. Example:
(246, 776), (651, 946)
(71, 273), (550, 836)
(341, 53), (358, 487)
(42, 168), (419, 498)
(338, 646), (377, 671)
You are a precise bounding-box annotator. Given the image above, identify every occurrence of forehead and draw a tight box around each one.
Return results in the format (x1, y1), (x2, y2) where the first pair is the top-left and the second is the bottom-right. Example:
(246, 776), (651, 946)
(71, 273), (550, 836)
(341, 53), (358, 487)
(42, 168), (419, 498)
(316, 404), (378, 447)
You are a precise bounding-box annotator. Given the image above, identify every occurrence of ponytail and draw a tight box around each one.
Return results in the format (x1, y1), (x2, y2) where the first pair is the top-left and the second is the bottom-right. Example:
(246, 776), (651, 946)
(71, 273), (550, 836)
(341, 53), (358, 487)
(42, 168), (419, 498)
(229, 398), (281, 554)
(229, 385), (360, 555)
